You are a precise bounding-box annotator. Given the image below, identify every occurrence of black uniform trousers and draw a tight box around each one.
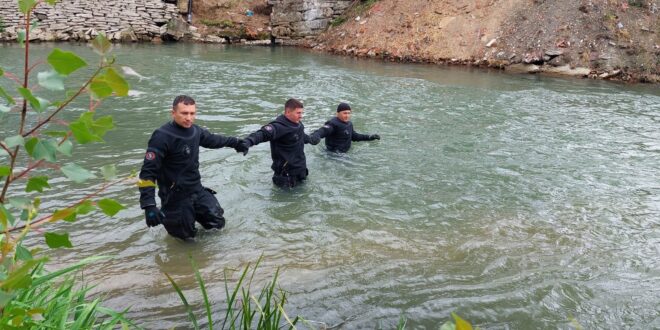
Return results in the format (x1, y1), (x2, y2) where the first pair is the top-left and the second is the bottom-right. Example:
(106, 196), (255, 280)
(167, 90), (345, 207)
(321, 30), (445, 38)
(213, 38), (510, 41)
(160, 186), (225, 240)
(272, 171), (307, 188)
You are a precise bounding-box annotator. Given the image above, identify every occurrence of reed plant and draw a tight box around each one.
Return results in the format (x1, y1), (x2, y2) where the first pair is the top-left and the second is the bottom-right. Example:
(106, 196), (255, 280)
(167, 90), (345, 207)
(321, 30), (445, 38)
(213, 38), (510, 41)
(166, 255), (300, 330)
(0, 256), (137, 328)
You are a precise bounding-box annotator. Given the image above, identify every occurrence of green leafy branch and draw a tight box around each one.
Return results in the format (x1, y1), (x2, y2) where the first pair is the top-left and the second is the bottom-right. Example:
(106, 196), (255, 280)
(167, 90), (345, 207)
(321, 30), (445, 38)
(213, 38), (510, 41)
(0, 0), (134, 321)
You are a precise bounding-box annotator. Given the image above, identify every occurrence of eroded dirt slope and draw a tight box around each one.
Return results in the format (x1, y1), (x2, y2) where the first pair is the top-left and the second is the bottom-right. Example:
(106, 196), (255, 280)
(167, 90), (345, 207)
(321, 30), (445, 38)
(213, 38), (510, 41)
(312, 0), (659, 82)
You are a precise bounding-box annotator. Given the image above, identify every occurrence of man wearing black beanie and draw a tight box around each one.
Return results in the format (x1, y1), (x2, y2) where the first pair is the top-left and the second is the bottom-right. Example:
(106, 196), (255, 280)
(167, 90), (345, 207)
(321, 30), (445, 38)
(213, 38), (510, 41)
(310, 102), (380, 153)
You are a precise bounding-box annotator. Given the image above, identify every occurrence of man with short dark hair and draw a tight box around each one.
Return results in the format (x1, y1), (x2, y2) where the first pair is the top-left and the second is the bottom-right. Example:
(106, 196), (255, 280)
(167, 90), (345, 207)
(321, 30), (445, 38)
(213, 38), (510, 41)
(138, 95), (248, 240)
(238, 98), (317, 188)
(310, 102), (380, 153)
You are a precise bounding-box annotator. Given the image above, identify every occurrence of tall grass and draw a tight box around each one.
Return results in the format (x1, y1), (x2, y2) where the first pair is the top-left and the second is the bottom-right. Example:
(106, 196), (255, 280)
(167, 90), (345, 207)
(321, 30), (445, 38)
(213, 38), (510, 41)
(0, 256), (137, 329)
(166, 255), (300, 330)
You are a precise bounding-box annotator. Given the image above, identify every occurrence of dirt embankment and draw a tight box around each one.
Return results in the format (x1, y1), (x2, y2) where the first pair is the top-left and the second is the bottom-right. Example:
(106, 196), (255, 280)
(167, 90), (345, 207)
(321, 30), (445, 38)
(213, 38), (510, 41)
(190, 0), (659, 82)
(309, 0), (659, 83)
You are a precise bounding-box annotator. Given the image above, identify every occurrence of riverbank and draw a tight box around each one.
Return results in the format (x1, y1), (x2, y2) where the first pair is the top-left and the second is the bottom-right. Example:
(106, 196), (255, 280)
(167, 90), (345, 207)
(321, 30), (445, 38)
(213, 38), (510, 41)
(307, 0), (659, 83)
(1, 0), (657, 83)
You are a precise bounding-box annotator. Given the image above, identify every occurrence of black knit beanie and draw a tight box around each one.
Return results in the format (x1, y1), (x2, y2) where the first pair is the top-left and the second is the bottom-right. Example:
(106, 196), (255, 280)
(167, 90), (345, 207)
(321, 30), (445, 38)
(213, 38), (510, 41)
(337, 102), (351, 112)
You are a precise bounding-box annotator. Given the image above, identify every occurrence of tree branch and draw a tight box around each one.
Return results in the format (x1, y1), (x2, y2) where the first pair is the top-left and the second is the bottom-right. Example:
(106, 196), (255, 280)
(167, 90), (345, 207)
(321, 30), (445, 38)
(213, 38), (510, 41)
(0, 146), (19, 203)
(3, 71), (22, 86)
(8, 176), (132, 232)
(22, 65), (105, 137)
(9, 132), (72, 184)
(0, 142), (13, 157)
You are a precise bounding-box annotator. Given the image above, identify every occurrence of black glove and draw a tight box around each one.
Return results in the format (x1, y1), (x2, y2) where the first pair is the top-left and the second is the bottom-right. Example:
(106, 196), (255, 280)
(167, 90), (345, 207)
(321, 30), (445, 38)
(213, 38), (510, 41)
(144, 206), (163, 227)
(369, 134), (380, 140)
(310, 135), (321, 145)
(234, 139), (250, 156)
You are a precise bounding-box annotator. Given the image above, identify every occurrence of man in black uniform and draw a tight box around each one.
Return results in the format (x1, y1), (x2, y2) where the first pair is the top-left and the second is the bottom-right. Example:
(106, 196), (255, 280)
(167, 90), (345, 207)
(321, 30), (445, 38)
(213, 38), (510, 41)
(238, 98), (318, 188)
(138, 95), (248, 240)
(310, 102), (380, 153)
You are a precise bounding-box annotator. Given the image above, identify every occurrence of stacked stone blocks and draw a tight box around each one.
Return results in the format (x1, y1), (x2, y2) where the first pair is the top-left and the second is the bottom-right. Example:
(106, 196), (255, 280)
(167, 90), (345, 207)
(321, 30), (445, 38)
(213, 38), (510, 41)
(0, 0), (179, 42)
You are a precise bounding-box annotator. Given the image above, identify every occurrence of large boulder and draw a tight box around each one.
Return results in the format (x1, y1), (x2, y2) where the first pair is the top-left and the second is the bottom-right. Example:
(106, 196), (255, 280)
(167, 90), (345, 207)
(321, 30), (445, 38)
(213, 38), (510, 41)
(163, 17), (191, 41)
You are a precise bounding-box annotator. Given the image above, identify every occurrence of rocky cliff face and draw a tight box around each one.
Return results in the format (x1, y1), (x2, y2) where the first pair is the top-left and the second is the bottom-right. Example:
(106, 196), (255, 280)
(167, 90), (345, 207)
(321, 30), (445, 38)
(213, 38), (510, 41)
(268, 0), (351, 39)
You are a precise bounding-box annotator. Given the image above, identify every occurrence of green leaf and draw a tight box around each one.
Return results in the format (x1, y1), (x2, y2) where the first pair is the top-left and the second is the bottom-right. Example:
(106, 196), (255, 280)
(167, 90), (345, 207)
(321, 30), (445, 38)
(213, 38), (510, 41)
(57, 139), (73, 156)
(25, 176), (50, 192)
(0, 291), (15, 308)
(1, 259), (40, 290)
(45, 0), (58, 4)
(452, 313), (472, 330)
(37, 70), (65, 91)
(0, 85), (16, 105)
(17, 87), (44, 112)
(17, 30), (26, 47)
(70, 121), (102, 144)
(15, 245), (32, 261)
(90, 33), (112, 55)
(63, 212), (77, 222)
(3, 135), (24, 148)
(92, 115), (114, 137)
(100, 164), (117, 180)
(69, 112), (113, 144)
(7, 197), (31, 210)
(0, 67), (3, 76)
(75, 200), (95, 215)
(44, 232), (73, 248)
(24, 137), (57, 162)
(137, 179), (156, 188)
(47, 48), (87, 76)
(89, 79), (113, 99)
(0, 203), (14, 229)
(44, 130), (68, 138)
(104, 68), (129, 97)
(440, 321), (456, 330)
(50, 207), (75, 222)
(18, 0), (37, 14)
(61, 163), (95, 183)
(97, 198), (124, 216)
(0, 166), (10, 177)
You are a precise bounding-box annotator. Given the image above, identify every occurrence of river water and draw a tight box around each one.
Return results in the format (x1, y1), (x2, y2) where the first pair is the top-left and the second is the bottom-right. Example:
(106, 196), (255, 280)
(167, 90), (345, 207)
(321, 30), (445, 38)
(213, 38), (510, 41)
(1, 43), (659, 329)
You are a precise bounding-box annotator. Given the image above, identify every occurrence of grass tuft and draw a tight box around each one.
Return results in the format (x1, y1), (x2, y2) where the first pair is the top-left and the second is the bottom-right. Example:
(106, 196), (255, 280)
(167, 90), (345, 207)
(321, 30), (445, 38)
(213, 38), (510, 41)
(168, 254), (301, 330)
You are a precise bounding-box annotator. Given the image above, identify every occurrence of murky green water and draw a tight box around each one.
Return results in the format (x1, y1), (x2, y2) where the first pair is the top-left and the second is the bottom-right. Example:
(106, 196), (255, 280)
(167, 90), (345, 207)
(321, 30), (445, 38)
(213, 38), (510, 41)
(1, 43), (659, 329)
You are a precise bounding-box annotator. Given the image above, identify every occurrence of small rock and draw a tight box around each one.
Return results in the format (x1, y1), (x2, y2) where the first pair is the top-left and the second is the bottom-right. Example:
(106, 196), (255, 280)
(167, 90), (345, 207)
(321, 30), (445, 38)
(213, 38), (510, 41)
(548, 56), (566, 67)
(599, 70), (621, 79)
(486, 38), (497, 47)
(545, 49), (563, 56)
(508, 64), (540, 74)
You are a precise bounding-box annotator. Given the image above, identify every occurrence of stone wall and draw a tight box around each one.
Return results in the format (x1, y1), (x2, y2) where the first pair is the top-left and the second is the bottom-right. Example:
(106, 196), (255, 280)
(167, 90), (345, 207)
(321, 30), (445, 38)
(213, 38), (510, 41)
(0, 0), (180, 42)
(268, 0), (351, 39)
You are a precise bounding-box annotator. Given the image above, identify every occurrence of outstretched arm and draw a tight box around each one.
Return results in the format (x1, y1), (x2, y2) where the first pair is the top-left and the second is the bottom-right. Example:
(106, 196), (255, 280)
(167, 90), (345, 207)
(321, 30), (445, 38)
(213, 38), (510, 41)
(351, 129), (377, 142)
(309, 123), (334, 145)
(244, 123), (277, 147)
(199, 127), (240, 149)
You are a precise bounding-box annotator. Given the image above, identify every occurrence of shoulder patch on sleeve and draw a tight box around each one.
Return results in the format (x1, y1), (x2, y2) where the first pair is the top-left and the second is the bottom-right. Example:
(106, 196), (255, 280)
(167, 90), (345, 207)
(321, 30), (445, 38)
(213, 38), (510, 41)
(323, 124), (331, 129)
(264, 125), (274, 132)
(145, 151), (156, 161)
